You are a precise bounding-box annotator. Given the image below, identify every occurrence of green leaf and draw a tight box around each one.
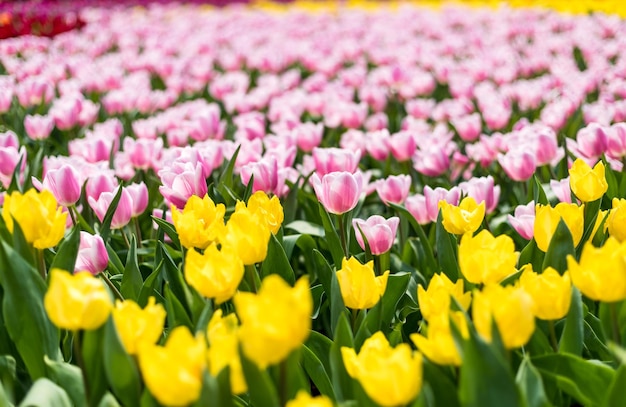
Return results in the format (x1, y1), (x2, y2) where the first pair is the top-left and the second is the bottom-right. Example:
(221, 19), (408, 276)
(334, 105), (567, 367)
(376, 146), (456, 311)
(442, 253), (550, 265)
(82, 327), (109, 407)
(329, 313), (354, 402)
(422, 361), (460, 407)
(532, 353), (614, 406)
(159, 242), (192, 315)
(120, 235), (143, 301)
(239, 347), (280, 407)
(103, 318), (142, 407)
(435, 211), (459, 281)
(98, 187), (124, 242)
(579, 197), (602, 250)
(517, 239), (544, 272)
(458, 324), (521, 407)
(559, 287), (583, 356)
(137, 265), (164, 307)
(150, 217), (181, 250)
(0, 355), (16, 405)
(50, 226), (81, 272)
(542, 219), (575, 274)
(529, 176), (549, 205)
(18, 378), (72, 407)
(284, 220), (325, 237)
(318, 204), (345, 268)
(305, 331), (333, 375)
(217, 146), (241, 205)
(602, 363), (626, 407)
(0, 240), (61, 380)
(313, 250), (347, 337)
(44, 356), (86, 407)
(380, 272), (411, 327)
(97, 392), (122, 407)
(301, 344), (336, 400)
(261, 234), (295, 285)
(389, 203), (437, 278)
(516, 357), (552, 407)
(280, 349), (309, 403)
(164, 285), (193, 330)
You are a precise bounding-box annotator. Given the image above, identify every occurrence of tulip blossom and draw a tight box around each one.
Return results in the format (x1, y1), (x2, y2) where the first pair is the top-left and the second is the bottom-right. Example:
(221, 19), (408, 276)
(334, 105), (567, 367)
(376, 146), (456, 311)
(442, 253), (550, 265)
(32, 164), (82, 207)
(405, 194), (430, 224)
(352, 215), (399, 255)
(207, 310), (247, 395)
(246, 191), (284, 235)
(159, 162), (208, 209)
(458, 230), (518, 285)
(234, 275), (312, 369)
(534, 203), (585, 252)
(342, 332), (422, 407)
(311, 171), (363, 215)
(44, 269), (113, 331)
(112, 297), (166, 355)
(568, 159), (608, 203)
(336, 257), (389, 310)
(88, 186), (133, 230)
(374, 174), (411, 205)
(411, 311), (468, 366)
(24, 114), (54, 140)
(508, 202), (535, 240)
(75, 232), (109, 275)
(312, 147), (361, 176)
(423, 186), (461, 223)
(518, 265), (571, 320)
(286, 391), (333, 407)
(439, 197), (485, 235)
(497, 150), (536, 182)
(185, 244), (244, 304)
(417, 273), (472, 321)
(221, 202), (271, 265)
(0, 145), (26, 189)
(607, 198), (626, 242)
(171, 194), (226, 250)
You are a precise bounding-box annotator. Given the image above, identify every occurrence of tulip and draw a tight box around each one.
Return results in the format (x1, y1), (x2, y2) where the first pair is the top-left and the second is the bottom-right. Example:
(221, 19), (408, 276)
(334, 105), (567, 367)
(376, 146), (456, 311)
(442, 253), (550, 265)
(423, 186), (461, 223)
(123, 137), (163, 171)
(458, 175), (500, 214)
(452, 113), (482, 142)
(221, 203), (271, 265)
(387, 130), (417, 162)
(413, 145), (450, 177)
(234, 275), (312, 369)
(171, 194), (226, 250)
(567, 238), (626, 302)
(246, 191), (284, 235)
(239, 156), (281, 196)
(607, 198), (626, 241)
(472, 284), (535, 349)
(352, 215), (399, 255)
(411, 311), (468, 366)
(576, 123), (608, 159)
(342, 331), (422, 407)
(439, 196), (485, 235)
(0, 145), (26, 189)
(24, 114), (54, 140)
(405, 194), (430, 224)
(568, 159), (608, 203)
(286, 391), (333, 407)
(138, 326), (207, 407)
(88, 187), (133, 230)
(497, 150), (536, 181)
(292, 122), (324, 152)
(312, 147), (361, 176)
(374, 174), (411, 205)
(2, 189), (66, 249)
(507, 202), (535, 240)
(207, 310), (247, 394)
(112, 297), (166, 355)
(44, 269), (113, 331)
(458, 230), (518, 285)
(311, 171), (363, 215)
(125, 182), (149, 218)
(518, 265), (571, 320)
(32, 164), (82, 207)
(85, 172), (118, 202)
(158, 162), (208, 209)
(336, 257), (389, 310)
(417, 273), (471, 321)
(550, 178), (573, 204)
(185, 244), (244, 304)
(75, 232), (109, 275)
(534, 203), (585, 252)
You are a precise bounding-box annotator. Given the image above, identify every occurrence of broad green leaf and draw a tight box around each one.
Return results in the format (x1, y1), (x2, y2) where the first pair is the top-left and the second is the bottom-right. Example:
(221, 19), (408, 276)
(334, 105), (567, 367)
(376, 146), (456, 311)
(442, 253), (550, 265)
(82, 327), (108, 407)
(285, 220), (325, 237)
(422, 360), (461, 407)
(313, 249), (347, 337)
(151, 217), (181, 250)
(305, 331), (333, 374)
(97, 393), (122, 407)
(435, 211), (459, 281)
(329, 313), (354, 402)
(0, 355), (16, 405)
(0, 240), (61, 380)
(121, 235), (143, 301)
(50, 226), (80, 272)
(301, 344), (336, 400)
(98, 187), (124, 242)
(164, 285), (193, 330)
(261, 234), (295, 285)
(103, 318), (142, 407)
(239, 347), (280, 407)
(318, 204), (345, 268)
(559, 287), (583, 356)
(18, 378), (71, 407)
(542, 219), (575, 274)
(602, 363), (626, 407)
(517, 239), (544, 271)
(389, 203), (437, 278)
(516, 357), (552, 407)
(44, 356), (86, 407)
(380, 272), (411, 327)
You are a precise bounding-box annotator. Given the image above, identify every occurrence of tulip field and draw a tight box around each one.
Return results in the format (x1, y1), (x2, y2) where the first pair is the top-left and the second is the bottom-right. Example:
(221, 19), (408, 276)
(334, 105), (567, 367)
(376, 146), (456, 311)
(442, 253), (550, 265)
(2, 0), (626, 406)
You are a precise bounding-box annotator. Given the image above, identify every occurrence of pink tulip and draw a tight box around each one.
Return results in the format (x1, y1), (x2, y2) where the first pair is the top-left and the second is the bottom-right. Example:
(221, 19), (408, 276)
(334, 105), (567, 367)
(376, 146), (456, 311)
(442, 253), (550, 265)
(49, 97), (81, 130)
(550, 178), (573, 204)
(312, 147), (361, 176)
(452, 113), (482, 142)
(576, 123), (608, 159)
(497, 150), (536, 182)
(352, 215), (400, 255)
(88, 187), (133, 229)
(0, 87), (13, 113)
(508, 202), (535, 240)
(75, 232), (109, 275)
(412, 146), (450, 177)
(387, 131), (417, 162)
(32, 164), (82, 207)
(24, 114), (54, 140)
(85, 173), (118, 202)
(126, 182), (149, 218)
(423, 186), (461, 223)
(123, 137), (163, 171)
(0, 145), (26, 189)
(459, 176), (501, 214)
(366, 129), (391, 161)
(158, 162), (208, 209)
(364, 112), (389, 131)
(405, 194), (430, 224)
(240, 157), (282, 195)
(0, 131), (18, 149)
(375, 174), (412, 205)
(293, 122), (324, 152)
(607, 123), (626, 159)
(311, 171), (363, 215)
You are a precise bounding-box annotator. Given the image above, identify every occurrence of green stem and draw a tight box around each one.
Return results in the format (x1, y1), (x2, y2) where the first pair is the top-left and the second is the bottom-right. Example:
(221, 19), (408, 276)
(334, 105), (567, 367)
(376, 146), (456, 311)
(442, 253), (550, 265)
(37, 249), (47, 280)
(133, 217), (143, 248)
(68, 205), (78, 228)
(100, 273), (123, 301)
(610, 302), (622, 345)
(351, 308), (358, 333)
(338, 213), (348, 258)
(73, 331), (90, 404)
(244, 264), (259, 293)
(279, 359), (288, 407)
(548, 320), (559, 352)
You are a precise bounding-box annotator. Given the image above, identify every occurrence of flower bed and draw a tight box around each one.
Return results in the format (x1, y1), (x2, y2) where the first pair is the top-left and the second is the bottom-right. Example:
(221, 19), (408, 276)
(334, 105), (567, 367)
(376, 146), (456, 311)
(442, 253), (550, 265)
(1, 2), (626, 406)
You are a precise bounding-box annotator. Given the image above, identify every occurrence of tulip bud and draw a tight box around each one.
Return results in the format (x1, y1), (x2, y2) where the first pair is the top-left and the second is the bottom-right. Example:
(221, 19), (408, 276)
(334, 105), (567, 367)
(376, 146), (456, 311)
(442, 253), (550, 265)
(336, 257), (389, 310)
(75, 232), (109, 275)
(352, 215), (399, 255)
(458, 230), (518, 285)
(311, 171), (363, 215)
(518, 265), (571, 320)
(112, 297), (166, 355)
(534, 203), (584, 252)
(417, 273), (471, 321)
(568, 159), (608, 203)
(32, 164), (82, 207)
(207, 310), (247, 395)
(185, 244), (244, 304)
(439, 197), (485, 235)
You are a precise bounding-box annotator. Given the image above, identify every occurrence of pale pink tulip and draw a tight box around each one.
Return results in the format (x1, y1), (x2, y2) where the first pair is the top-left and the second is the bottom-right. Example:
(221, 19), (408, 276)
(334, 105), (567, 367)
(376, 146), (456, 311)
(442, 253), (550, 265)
(352, 215), (400, 255)
(24, 114), (54, 140)
(498, 150), (536, 182)
(508, 202), (535, 240)
(375, 174), (412, 205)
(311, 171), (363, 215)
(88, 187), (133, 230)
(75, 232), (109, 275)
(126, 182), (149, 218)
(32, 165), (82, 207)
(423, 186), (461, 223)
(405, 194), (430, 224)
(312, 147), (361, 176)
(158, 162), (208, 209)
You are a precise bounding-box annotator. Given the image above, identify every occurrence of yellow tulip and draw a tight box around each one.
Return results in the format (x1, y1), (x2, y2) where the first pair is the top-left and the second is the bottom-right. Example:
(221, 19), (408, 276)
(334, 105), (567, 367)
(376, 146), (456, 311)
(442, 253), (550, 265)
(2, 189), (66, 249)
(112, 297), (166, 355)
(439, 197), (485, 235)
(518, 265), (571, 320)
(472, 284), (535, 349)
(234, 275), (312, 369)
(185, 244), (244, 304)
(44, 269), (112, 331)
(221, 203), (271, 265)
(207, 310), (246, 394)
(417, 273), (471, 321)
(458, 230), (518, 285)
(247, 191), (284, 234)
(138, 326), (207, 407)
(336, 257), (389, 310)
(411, 311), (468, 366)
(568, 159), (607, 203)
(342, 331), (422, 407)
(607, 198), (626, 242)
(286, 391), (333, 407)
(171, 194), (226, 250)
(567, 237), (626, 302)
(534, 203), (584, 252)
